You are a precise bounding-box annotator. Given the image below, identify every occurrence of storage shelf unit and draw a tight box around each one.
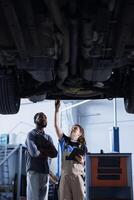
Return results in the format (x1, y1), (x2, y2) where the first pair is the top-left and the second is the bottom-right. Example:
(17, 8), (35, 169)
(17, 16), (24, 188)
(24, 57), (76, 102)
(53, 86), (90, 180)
(85, 153), (133, 200)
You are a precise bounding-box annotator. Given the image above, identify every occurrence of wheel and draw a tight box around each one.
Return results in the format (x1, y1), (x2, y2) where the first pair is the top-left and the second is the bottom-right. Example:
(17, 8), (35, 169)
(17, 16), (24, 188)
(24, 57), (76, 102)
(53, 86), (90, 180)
(0, 75), (20, 114)
(124, 73), (134, 113)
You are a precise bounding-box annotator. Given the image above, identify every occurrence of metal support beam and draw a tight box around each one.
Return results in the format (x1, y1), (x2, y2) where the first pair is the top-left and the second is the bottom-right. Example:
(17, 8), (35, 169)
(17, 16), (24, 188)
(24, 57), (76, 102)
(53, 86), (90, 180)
(17, 145), (22, 200)
(60, 100), (91, 112)
(114, 98), (117, 127)
(112, 98), (120, 152)
(112, 126), (120, 152)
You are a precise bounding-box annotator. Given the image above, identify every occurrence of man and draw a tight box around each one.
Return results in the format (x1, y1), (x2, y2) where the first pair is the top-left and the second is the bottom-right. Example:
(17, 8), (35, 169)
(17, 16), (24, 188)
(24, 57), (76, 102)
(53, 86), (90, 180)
(25, 112), (57, 200)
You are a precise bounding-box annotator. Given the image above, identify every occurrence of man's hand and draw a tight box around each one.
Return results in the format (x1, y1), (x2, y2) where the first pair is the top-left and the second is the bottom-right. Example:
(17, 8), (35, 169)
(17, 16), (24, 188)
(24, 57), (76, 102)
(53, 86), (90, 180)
(55, 99), (60, 112)
(35, 134), (58, 158)
(38, 151), (48, 159)
(39, 148), (57, 158)
(75, 155), (84, 165)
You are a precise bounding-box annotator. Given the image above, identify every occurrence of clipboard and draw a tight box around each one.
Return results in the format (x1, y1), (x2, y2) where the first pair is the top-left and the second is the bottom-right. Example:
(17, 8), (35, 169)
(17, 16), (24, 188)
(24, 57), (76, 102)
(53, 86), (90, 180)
(67, 148), (85, 160)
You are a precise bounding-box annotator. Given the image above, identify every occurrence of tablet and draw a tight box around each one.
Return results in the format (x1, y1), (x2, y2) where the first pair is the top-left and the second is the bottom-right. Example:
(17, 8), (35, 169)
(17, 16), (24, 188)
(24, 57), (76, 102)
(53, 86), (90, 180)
(67, 148), (85, 160)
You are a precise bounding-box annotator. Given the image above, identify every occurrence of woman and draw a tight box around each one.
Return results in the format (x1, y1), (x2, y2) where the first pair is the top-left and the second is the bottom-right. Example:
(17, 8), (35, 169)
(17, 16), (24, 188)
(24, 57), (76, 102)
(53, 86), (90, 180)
(54, 99), (87, 200)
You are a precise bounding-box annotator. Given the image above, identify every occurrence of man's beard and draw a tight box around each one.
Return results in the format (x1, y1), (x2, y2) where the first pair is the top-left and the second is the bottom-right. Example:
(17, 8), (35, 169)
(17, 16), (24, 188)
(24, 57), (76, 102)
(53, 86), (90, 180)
(37, 122), (47, 128)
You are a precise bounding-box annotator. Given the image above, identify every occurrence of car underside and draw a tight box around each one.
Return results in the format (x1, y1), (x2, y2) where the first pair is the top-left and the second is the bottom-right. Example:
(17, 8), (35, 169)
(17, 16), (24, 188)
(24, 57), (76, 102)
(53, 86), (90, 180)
(0, 0), (134, 114)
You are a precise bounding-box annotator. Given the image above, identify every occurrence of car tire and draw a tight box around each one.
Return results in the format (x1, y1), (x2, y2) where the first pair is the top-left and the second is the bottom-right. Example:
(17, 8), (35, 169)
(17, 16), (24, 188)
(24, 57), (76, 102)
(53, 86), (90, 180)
(0, 75), (20, 114)
(124, 73), (134, 113)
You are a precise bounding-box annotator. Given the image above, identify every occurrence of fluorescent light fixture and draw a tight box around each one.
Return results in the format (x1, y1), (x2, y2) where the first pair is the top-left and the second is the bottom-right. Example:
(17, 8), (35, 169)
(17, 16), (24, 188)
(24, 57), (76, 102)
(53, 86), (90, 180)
(60, 100), (91, 112)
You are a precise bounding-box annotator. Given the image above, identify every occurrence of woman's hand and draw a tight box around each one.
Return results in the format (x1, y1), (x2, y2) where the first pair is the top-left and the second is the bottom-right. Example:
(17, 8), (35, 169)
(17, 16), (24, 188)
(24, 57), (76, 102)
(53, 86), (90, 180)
(55, 99), (60, 112)
(75, 155), (84, 165)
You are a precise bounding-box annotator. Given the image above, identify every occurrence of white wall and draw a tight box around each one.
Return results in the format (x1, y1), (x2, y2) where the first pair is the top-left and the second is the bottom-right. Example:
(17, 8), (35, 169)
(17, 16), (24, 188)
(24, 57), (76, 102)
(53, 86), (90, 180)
(78, 98), (134, 195)
(0, 99), (59, 173)
(78, 99), (114, 152)
(0, 99), (77, 175)
(1, 98), (134, 188)
(78, 98), (134, 154)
